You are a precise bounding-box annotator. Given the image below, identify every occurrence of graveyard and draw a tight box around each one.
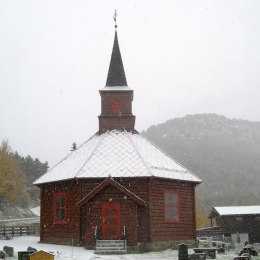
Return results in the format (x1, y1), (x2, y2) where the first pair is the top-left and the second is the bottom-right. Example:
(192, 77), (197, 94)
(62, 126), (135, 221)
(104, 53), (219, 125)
(0, 235), (260, 260)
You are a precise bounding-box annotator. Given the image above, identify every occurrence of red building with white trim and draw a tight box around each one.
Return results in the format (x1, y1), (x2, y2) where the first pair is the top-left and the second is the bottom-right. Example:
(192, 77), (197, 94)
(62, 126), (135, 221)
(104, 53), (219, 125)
(34, 26), (202, 252)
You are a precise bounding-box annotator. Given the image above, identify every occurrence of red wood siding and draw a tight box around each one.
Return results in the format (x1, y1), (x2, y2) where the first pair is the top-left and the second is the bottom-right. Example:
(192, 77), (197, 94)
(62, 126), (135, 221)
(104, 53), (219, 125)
(98, 90), (135, 132)
(40, 180), (81, 245)
(100, 91), (133, 115)
(39, 177), (197, 247)
(149, 178), (196, 242)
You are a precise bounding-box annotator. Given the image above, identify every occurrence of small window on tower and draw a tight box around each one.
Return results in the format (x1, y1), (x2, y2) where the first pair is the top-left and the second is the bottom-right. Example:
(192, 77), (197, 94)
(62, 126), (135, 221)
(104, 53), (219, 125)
(111, 100), (121, 113)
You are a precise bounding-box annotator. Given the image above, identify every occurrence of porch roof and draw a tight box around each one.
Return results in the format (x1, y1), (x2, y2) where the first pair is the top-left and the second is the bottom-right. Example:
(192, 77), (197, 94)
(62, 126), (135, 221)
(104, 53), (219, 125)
(76, 177), (145, 206)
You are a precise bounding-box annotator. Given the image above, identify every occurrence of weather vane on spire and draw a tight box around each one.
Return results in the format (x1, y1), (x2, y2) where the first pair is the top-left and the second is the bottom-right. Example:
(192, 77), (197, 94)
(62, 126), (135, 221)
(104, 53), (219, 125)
(113, 10), (117, 29)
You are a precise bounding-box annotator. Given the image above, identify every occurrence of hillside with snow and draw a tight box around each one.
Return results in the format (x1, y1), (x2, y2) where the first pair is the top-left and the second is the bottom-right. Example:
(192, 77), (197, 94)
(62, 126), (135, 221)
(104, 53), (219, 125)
(142, 114), (260, 212)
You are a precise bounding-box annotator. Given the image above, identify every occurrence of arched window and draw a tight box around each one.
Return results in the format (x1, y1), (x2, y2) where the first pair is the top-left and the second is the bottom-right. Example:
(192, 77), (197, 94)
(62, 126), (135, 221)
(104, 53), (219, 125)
(111, 100), (121, 113)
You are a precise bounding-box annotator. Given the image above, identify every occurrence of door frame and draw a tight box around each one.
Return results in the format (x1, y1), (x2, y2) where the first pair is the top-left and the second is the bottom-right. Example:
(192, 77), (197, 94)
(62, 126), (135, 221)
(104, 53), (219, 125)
(102, 203), (121, 240)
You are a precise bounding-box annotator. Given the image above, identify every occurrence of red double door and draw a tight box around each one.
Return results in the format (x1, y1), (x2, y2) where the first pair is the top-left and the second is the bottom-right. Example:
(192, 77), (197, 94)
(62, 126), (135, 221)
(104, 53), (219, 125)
(102, 203), (121, 240)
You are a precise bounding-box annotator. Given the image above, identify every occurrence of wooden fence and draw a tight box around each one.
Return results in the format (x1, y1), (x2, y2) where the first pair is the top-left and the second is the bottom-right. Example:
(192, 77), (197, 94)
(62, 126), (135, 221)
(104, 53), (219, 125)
(0, 223), (40, 239)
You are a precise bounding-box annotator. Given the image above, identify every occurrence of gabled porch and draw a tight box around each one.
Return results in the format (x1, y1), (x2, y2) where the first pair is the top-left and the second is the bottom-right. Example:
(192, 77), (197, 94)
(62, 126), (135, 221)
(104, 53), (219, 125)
(76, 177), (146, 252)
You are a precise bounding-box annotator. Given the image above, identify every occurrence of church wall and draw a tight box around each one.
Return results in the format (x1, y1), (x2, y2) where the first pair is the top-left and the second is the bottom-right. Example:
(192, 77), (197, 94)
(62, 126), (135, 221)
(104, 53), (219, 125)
(39, 180), (81, 245)
(39, 176), (197, 251)
(148, 178), (196, 244)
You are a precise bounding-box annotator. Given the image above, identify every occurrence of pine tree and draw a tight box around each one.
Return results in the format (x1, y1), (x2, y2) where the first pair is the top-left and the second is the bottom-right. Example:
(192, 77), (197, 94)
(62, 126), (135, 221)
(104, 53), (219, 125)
(70, 142), (77, 151)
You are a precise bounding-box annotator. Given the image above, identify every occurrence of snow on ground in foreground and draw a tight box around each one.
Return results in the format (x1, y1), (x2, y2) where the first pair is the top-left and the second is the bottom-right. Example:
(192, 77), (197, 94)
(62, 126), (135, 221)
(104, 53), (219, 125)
(0, 235), (251, 260)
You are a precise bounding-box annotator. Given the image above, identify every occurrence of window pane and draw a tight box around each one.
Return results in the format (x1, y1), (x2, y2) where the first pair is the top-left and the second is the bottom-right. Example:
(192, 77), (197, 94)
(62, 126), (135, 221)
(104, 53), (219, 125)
(60, 197), (65, 207)
(172, 207), (178, 219)
(60, 209), (65, 220)
(165, 207), (171, 220)
(165, 193), (171, 206)
(55, 197), (59, 207)
(172, 194), (177, 206)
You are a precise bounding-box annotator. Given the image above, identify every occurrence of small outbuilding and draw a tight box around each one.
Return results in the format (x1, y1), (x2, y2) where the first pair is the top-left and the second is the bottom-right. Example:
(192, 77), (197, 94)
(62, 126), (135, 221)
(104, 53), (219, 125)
(29, 250), (54, 260)
(209, 206), (260, 244)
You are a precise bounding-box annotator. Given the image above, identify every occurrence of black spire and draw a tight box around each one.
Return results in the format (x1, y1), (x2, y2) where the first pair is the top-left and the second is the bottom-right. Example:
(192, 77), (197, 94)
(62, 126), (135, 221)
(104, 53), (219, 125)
(105, 30), (128, 87)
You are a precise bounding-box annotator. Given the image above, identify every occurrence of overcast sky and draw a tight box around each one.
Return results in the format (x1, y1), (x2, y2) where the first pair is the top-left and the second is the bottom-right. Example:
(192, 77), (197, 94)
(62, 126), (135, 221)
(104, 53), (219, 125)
(0, 0), (260, 166)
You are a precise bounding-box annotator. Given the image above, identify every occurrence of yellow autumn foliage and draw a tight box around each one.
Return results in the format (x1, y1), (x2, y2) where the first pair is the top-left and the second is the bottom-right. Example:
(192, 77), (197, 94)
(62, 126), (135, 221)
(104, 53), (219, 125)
(0, 140), (29, 208)
(196, 196), (211, 229)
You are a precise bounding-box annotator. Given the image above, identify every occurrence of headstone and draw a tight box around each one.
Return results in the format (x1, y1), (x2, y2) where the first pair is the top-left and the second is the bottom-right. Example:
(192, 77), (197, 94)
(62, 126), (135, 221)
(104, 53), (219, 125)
(217, 247), (225, 254)
(27, 247), (37, 253)
(18, 251), (33, 260)
(207, 237), (213, 246)
(235, 243), (244, 254)
(242, 253), (251, 260)
(234, 256), (250, 260)
(253, 243), (260, 253)
(189, 253), (207, 260)
(3, 246), (14, 257)
(179, 243), (189, 260)
(226, 243), (235, 250)
(0, 250), (6, 260)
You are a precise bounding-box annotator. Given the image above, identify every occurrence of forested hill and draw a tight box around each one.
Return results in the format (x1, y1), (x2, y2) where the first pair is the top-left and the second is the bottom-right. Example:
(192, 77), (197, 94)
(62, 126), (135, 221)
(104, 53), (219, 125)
(0, 141), (48, 211)
(142, 114), (260, 213)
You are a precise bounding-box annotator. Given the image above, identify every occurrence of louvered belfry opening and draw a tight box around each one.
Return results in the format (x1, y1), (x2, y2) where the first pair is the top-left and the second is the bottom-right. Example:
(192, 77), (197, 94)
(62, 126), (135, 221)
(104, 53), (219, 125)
(98, 30), (135, 134)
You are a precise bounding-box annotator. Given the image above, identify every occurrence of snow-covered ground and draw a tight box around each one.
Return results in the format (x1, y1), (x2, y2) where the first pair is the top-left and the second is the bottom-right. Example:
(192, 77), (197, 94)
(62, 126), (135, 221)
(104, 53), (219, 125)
(0, 236), (258, 260)
(29, 206), (40, 217)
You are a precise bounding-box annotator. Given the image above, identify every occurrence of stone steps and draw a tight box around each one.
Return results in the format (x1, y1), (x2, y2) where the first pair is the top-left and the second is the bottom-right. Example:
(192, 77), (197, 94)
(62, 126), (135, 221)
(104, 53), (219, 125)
(95, 239), (127, 254)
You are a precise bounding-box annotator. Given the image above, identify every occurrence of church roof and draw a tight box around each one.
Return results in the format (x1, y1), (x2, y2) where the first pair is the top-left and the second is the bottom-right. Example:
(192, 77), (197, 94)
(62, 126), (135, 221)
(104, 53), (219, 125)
(105, 31), (128, 87)
(34, 130), (202, 185)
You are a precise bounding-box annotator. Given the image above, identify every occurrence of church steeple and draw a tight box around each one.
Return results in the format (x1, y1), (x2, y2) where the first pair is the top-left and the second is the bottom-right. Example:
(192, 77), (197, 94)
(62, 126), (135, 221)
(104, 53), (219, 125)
(105, 30), (127, 87)
(98, 14), (135, 134)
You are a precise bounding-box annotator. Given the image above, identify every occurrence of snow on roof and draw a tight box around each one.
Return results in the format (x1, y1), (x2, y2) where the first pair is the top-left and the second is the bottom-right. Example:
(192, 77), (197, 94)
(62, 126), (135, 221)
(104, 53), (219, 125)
(100, 86), (131, 91)
(34, 130), (202, 185)
(212, 206), (260, 216)
(30, 206), (40, 217)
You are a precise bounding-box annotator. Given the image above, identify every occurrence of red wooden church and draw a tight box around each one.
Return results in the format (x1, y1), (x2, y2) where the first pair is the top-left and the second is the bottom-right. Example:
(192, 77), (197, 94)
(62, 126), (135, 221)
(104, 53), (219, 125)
(34, 25), (202, 252)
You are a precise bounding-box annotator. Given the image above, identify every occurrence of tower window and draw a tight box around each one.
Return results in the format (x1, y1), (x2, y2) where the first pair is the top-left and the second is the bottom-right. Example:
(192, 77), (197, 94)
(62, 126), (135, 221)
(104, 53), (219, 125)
(111, 100), (121, 113)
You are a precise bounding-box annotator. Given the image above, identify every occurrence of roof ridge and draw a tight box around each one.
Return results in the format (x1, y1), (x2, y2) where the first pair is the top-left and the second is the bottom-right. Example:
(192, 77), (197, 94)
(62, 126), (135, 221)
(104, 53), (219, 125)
(125, 130), (154, 177)
(74, 132), (107, 178)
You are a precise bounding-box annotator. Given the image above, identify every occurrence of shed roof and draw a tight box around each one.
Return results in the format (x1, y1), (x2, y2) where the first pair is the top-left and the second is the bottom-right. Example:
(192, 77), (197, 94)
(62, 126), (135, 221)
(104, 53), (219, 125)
(34, 130), (202, 185)
(209, 206), (260, 218)
(30, 250), (55, 256)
